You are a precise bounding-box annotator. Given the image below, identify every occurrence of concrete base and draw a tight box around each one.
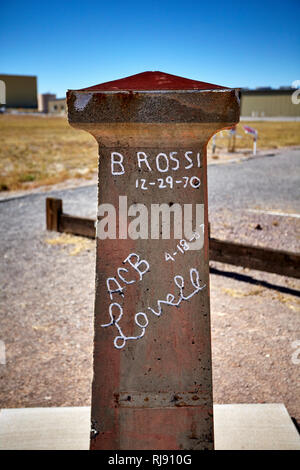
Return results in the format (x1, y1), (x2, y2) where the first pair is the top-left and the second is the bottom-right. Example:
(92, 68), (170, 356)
(0, 404), (299, 450)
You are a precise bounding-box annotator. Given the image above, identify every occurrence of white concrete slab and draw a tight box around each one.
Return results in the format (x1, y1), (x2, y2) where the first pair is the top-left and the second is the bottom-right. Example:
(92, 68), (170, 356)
(214, 404), (300, 450)
(0, 404), (299, 450)
(0, 406), (90, 450)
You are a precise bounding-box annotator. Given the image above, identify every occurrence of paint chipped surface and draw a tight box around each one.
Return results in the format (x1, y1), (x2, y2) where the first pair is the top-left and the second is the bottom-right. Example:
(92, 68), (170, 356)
(74, 92), (92, 111)
(235, 89), (241, 105)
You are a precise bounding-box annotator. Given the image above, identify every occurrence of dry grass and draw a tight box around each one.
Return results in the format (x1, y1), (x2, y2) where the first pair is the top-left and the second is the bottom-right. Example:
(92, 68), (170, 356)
(0, 115), (98, 191)
(45, 233), (95, 256)
(221, 287), (264, 298)
(208, 121), (300, 153)
(1, 115), (299, 191)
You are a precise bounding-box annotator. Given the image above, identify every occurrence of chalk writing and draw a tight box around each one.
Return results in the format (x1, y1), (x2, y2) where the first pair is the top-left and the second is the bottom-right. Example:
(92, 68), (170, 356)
(106, 253), (150, 301)
(135, 175), (201, 190)
(111, 152), (125, 175)
(164, 227), (204, 262)
(101, 267), (206, 349)
(111, 150), (201, 176)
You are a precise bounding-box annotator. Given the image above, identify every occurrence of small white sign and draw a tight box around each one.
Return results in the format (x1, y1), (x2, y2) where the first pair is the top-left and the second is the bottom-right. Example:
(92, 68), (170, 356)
(243, 125), (258, 155)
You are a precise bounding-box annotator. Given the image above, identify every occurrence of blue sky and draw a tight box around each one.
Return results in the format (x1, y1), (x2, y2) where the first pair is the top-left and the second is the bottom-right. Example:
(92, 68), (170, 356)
(1, 0), (300, 97)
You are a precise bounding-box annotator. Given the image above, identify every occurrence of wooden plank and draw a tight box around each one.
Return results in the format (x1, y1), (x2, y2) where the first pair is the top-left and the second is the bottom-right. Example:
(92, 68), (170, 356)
(59, 214), (96, 239)
(209, 237), (300, 279)
(45, 199), (299, 278)
(46, 198), (62, 231)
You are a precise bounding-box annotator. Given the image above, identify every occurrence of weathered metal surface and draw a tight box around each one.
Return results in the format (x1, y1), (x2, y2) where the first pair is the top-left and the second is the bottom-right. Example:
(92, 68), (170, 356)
(117, 391), (212, 408)
(67, 90), (239, 123)
(67, 71), (240, 450)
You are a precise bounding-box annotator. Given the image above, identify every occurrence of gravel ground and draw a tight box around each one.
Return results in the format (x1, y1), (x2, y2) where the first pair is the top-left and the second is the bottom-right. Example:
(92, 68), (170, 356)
(209, 204), (300, 421)
(0, 149), (299, 422)
(211, 261), (300, 421)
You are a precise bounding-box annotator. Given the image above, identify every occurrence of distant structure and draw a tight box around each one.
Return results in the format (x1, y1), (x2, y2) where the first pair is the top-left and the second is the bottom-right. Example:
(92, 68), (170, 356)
(0, 75), (298, 118)
(0, 74), (38, 109)
(241, 87), (299, 118)
(48, 97), (67, 114)
(38, 94), (66, 114)
(45, 88), (300, 118)
(38, 93), (56, 113)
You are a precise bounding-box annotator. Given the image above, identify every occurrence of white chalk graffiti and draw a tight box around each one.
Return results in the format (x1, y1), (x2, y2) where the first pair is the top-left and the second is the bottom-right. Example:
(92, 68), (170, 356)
(101, 267), (206, 349)
(101, 303), (148, 349)
(111, 152), (125, 175)
(102, 146), (205, 350)
(106, 253), (150, 301)
(135, 175), (201, 190)
(164, 228), (204, 262)
(111, 150), (201, 176)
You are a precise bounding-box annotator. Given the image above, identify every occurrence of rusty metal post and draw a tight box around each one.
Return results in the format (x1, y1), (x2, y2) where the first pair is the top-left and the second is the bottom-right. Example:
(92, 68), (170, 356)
(67, 71), (240, 450)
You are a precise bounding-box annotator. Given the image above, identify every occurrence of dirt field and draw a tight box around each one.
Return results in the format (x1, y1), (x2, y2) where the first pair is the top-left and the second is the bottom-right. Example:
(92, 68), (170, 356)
(1, 114), (300, 191)
(0, 115), (98, 191)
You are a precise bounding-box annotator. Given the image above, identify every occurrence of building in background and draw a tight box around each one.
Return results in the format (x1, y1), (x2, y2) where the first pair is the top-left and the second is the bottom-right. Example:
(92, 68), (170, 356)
(0, 75), (298, 118)
(46, 88), (300, 118)
(38, 93), (56, 113)
(0, 74), (37, 109)
(48, 97), (67, 114)
(240, 88), (299, 118)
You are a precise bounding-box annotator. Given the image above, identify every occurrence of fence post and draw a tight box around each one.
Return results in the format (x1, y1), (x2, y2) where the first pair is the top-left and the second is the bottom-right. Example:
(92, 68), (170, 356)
(67, 71), (240, 450)
(46, 197), (62, 232)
